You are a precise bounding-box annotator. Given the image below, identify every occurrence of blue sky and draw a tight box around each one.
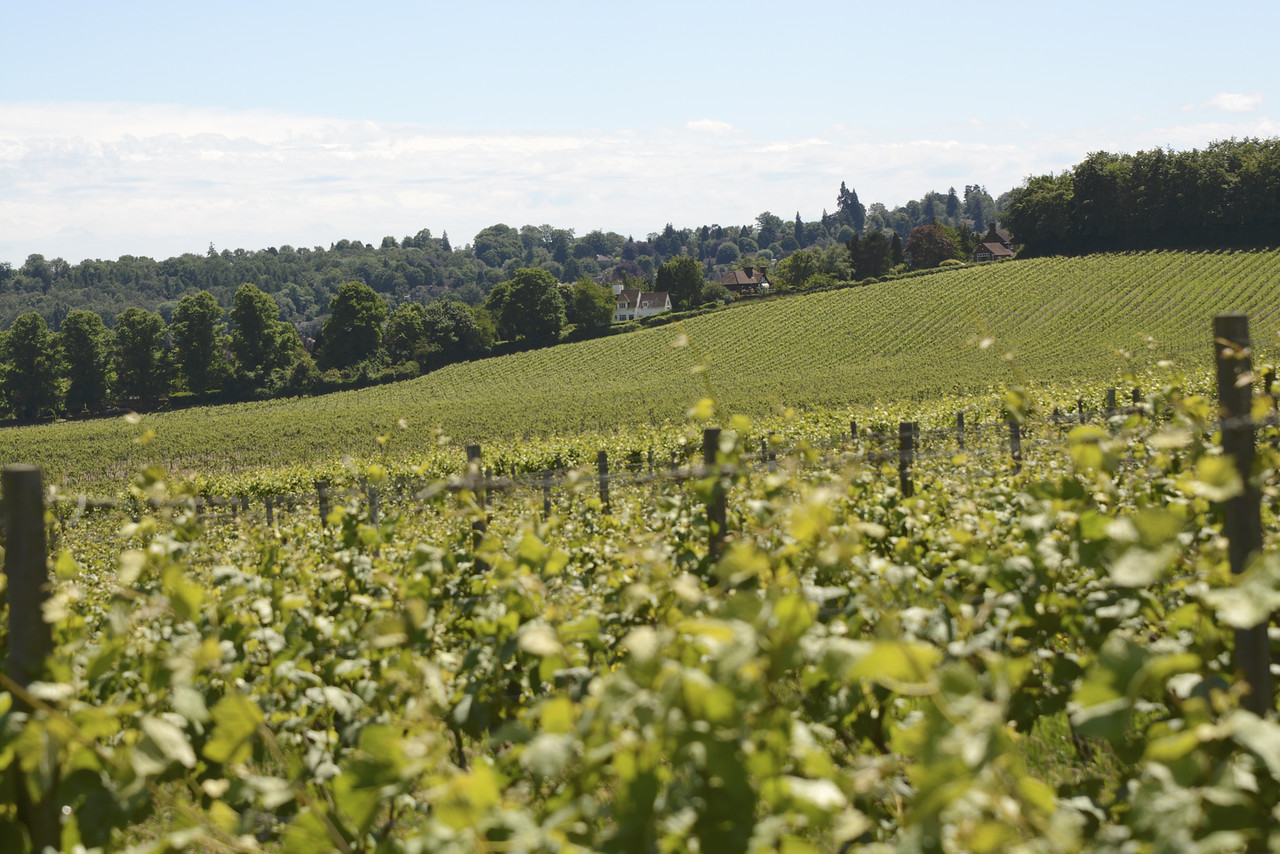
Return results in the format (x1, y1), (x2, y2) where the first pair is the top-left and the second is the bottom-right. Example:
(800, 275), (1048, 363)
(2, 0), (1277, 265)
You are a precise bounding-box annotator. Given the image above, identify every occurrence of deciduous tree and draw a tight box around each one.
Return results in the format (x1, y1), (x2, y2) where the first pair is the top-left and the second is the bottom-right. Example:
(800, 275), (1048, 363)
(655, 256), (705, 311)
(567, 277), (614, 330)
(317, 281), (388, 369)
(113, 307), (168, 399)
(170, 290), (227, 393)
(484, 268), (565, 342)
(1, 312), (61, 419)
(60, 310), (112, 412)
(905, 223), (959, 269)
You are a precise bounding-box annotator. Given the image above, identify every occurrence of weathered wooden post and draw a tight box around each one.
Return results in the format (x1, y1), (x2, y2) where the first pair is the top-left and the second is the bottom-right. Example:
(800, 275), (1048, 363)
(1009, 420), (1023, 474)
(597, 450), (611, 514)
(315, 480), (331, 526)
(3, 465), (60, 851)
(850, 419), (858, 442)
(466, 445), (487, 560)
(648, 449), (654, 475)
(703, 428), (726, 558)
(265, 495), (275, 526)
(542, 470), (552, 520)
(367, 484), (380, 527)
(1078, 397), (1086, 425)
(898, 422), (915, 498)
(1214, 313), (1273, 717)
(1106, 388), (1117, 419)
(956, 411), (965, 451)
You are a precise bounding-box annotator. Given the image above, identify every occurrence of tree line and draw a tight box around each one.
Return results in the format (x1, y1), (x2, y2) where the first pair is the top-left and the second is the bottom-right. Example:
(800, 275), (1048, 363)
(0, 179), (1007, 332)
(1003, 138), (1280, 256)
(0, 252), (734, 421)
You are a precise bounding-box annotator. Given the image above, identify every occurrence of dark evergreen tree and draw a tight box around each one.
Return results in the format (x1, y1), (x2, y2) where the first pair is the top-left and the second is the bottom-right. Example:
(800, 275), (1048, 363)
(946, 187), (961, 218)
(837, 182), (867, 233)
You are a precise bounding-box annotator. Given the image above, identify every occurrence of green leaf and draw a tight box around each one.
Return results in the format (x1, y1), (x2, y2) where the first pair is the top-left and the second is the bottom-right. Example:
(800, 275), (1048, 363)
(140, 715), (196, 769)
(1202, 554), (1280, 628)
(848, 641), (940, 690)
(203, 693), (263, 765)
(520, 733), (575, 778)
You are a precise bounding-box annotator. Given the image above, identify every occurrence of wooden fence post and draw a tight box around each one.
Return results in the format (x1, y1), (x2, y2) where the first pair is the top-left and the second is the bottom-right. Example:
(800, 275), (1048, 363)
(1009, 419), (1023, 473)
(3, 465), (60, 851)
(542, 471), (552, 520)
(1106, 388), (1117, 419)
(1214, 313), (1273, 716)
(703, 428), (726, 558)
(265, 495), (274, 526)
(367, 483), (380, 527)
(956, 411), (965, 451)
(898, 421), (915, 498)
(315, 480), (331, 526)
(1078, 397), (1086, 425)
(597, 450), (611, 514)
(850, 419), (858, 442)
(466, 445), (487, 560)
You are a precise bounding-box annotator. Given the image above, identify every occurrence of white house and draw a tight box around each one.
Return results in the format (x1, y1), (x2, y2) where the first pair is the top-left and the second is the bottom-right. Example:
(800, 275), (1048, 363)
(614, 285), (672, 323)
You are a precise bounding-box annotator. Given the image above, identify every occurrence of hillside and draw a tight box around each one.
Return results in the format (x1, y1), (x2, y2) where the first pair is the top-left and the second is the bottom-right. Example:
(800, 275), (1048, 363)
(7, 248), (1280, 488)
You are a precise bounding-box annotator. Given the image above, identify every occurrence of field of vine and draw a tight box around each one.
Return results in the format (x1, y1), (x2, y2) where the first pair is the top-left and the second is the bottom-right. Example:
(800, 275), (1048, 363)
(4, 248), (1280, 492)
(5, 356), (1280, 852)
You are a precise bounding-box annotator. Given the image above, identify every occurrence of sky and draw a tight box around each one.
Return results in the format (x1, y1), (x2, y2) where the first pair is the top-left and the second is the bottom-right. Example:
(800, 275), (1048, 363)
(2, 0), (1278, 266)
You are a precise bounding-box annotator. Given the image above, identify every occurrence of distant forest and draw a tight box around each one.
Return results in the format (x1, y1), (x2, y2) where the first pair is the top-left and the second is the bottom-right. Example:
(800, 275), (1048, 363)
(1005, 137), (1280, 256)
(0, 182), (1005, 333)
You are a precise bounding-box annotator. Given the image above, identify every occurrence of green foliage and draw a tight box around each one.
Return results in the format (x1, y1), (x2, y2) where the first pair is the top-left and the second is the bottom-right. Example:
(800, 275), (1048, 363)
(317, 281), (388, 370)
(0, 312), (61, 418)
(566, 277), (614, 330)
(60, 309), (112, 412)
(1009, 139), (1280, 255)
(905, 222), (961, 269)
(773, 249), (819, 291)
(854, 231), (893, 278)
(9, 249), (1280, 491)
(485, 268), (565, 343)
(655, 256), (705, 311)
(715, 240), (741, 265)
(14, 362), (1280, 850)
(170, 290), (228, 393)
(229, 283), (288, 379)
(112, 306), (167, 399)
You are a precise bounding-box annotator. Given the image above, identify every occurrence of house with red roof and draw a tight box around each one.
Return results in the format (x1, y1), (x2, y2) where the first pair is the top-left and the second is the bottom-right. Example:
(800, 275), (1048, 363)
(973, 222), (1016, 262)
(717, 266), (771, 294)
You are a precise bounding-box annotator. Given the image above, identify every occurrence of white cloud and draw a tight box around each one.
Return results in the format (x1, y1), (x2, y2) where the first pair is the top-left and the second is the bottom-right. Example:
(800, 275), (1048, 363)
(685, 118), (735, 135)
(1, 102), (1274, 264)
(1192, 93), (1264, 113)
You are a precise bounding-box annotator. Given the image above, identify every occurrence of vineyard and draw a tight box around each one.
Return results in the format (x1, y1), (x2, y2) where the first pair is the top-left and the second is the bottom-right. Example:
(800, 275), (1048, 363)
(3, 248), (1280, 492)
(2, 326), (1280, 850)
(3, 257), (1280, 851)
